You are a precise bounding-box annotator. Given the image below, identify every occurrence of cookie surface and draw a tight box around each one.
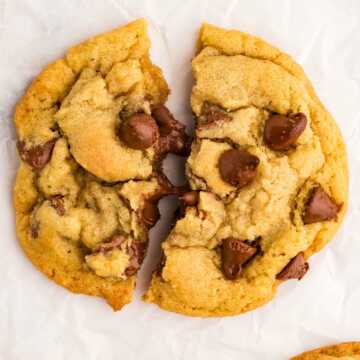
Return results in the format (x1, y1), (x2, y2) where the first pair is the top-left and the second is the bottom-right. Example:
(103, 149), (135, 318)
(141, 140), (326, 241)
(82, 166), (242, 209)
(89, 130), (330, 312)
(145, 23), (348, 316)
(292, 342), (360, 359)
(13, 19), (188, 310)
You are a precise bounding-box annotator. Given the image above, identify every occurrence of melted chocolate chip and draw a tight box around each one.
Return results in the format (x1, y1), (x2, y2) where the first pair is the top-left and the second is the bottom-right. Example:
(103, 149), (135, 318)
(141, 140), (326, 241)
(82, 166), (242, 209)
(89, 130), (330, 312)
(49, 195), (65, 216)
(142, 200), (160, 228)
(303, 186), (340, 224)
(179, 191), (199, 207)
(118, 113), (159, 150)
(17, 139), (56, 170)
(264, 113), (307, 151)
(125, 241), (146, 276)
(276, 252), (309, 281)
(218, 149), (260, 188)
(176, 191), (199, 218)
(221, 237), (258, 280)
(152, 167), (175, 195)
(152, 105), (189, 157)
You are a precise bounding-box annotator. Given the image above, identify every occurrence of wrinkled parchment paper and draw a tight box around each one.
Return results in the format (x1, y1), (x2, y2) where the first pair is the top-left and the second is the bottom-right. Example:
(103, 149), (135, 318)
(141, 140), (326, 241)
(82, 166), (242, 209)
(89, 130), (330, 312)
(1, 0), (360, 359)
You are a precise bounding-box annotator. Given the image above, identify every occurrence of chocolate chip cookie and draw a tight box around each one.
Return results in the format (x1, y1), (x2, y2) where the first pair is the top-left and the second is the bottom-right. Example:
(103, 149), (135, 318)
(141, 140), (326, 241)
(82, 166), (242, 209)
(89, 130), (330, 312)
(144, 24), (348, 316)
(13, 19), (188, 310)
(292, 342), (360, 359)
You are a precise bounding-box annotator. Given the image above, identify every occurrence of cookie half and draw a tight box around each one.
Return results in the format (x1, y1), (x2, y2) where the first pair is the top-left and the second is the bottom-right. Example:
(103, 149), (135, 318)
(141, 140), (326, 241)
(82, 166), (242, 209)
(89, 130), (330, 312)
(13, 19), (188, 310)
(144, 24), (348, 316)
(292, 342), (360, 359)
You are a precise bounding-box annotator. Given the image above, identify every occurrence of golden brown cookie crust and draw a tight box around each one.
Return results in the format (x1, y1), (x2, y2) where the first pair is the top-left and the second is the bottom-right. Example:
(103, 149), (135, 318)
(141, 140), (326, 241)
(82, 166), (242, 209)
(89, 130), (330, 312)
(14, 19), (171, 311)
(145, 23), (348, 317)
(292, 342), (360, 359)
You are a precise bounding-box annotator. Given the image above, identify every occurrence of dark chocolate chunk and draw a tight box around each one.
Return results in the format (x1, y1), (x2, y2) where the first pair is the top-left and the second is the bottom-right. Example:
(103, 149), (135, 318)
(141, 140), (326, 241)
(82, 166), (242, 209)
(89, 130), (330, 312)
(118, 113), (159, 150)
(276, 252), (309, 281)
(303, 186), (340, 224)
(218, 149), (259, 188)
(177, 191), (199, 218)
(221, 237), (257, 280)
(179, 191), (199, 207)
(264, 113), (307, 151)
(17, 139), (56, 170)
(152, 105), (189, 157)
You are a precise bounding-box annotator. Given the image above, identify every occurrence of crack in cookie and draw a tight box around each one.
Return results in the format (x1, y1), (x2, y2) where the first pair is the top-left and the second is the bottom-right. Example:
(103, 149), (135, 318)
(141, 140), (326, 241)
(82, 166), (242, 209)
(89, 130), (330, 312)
(13, 21), (348, 316)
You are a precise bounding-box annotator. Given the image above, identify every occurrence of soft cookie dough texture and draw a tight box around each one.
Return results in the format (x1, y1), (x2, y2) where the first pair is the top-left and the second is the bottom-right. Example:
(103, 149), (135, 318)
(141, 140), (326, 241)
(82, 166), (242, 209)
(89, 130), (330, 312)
(292, 342), (360, 359)
(145, 24), (348, 316)
(13, 19), (172, 310)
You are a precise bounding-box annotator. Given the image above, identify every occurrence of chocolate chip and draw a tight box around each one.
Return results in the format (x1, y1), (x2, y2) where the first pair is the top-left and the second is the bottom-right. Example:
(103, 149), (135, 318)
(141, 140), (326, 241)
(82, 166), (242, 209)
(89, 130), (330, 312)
(221, 237), (257, 280)
(142, 200), (160, 228)
(118, 113), (159, 150)
(177, 191), (199, 218)
(152, 105), (189, 157)
(17, 139), (56, 170)
(303, 186), (340, 224)
(124, 266), (137, 276)
(152, 106), (177, 136)
(264, 113), (307, 151)
(218, 149), (260, 188)
(179, 191), (199, 207)
(276, 252), (309, 281)
(125, 241), (146, 276)
(49, 195), (65, 216)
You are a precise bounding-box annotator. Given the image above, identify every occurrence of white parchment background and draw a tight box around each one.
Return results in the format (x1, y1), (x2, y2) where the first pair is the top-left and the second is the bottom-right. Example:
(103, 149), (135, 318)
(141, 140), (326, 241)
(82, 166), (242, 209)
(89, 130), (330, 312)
(1, 0), (360, 359)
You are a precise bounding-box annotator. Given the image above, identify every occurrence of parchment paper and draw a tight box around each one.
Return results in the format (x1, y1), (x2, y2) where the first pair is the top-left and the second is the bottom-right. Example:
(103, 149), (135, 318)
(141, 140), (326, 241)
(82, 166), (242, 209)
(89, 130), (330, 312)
(1, 0), (360, 359)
